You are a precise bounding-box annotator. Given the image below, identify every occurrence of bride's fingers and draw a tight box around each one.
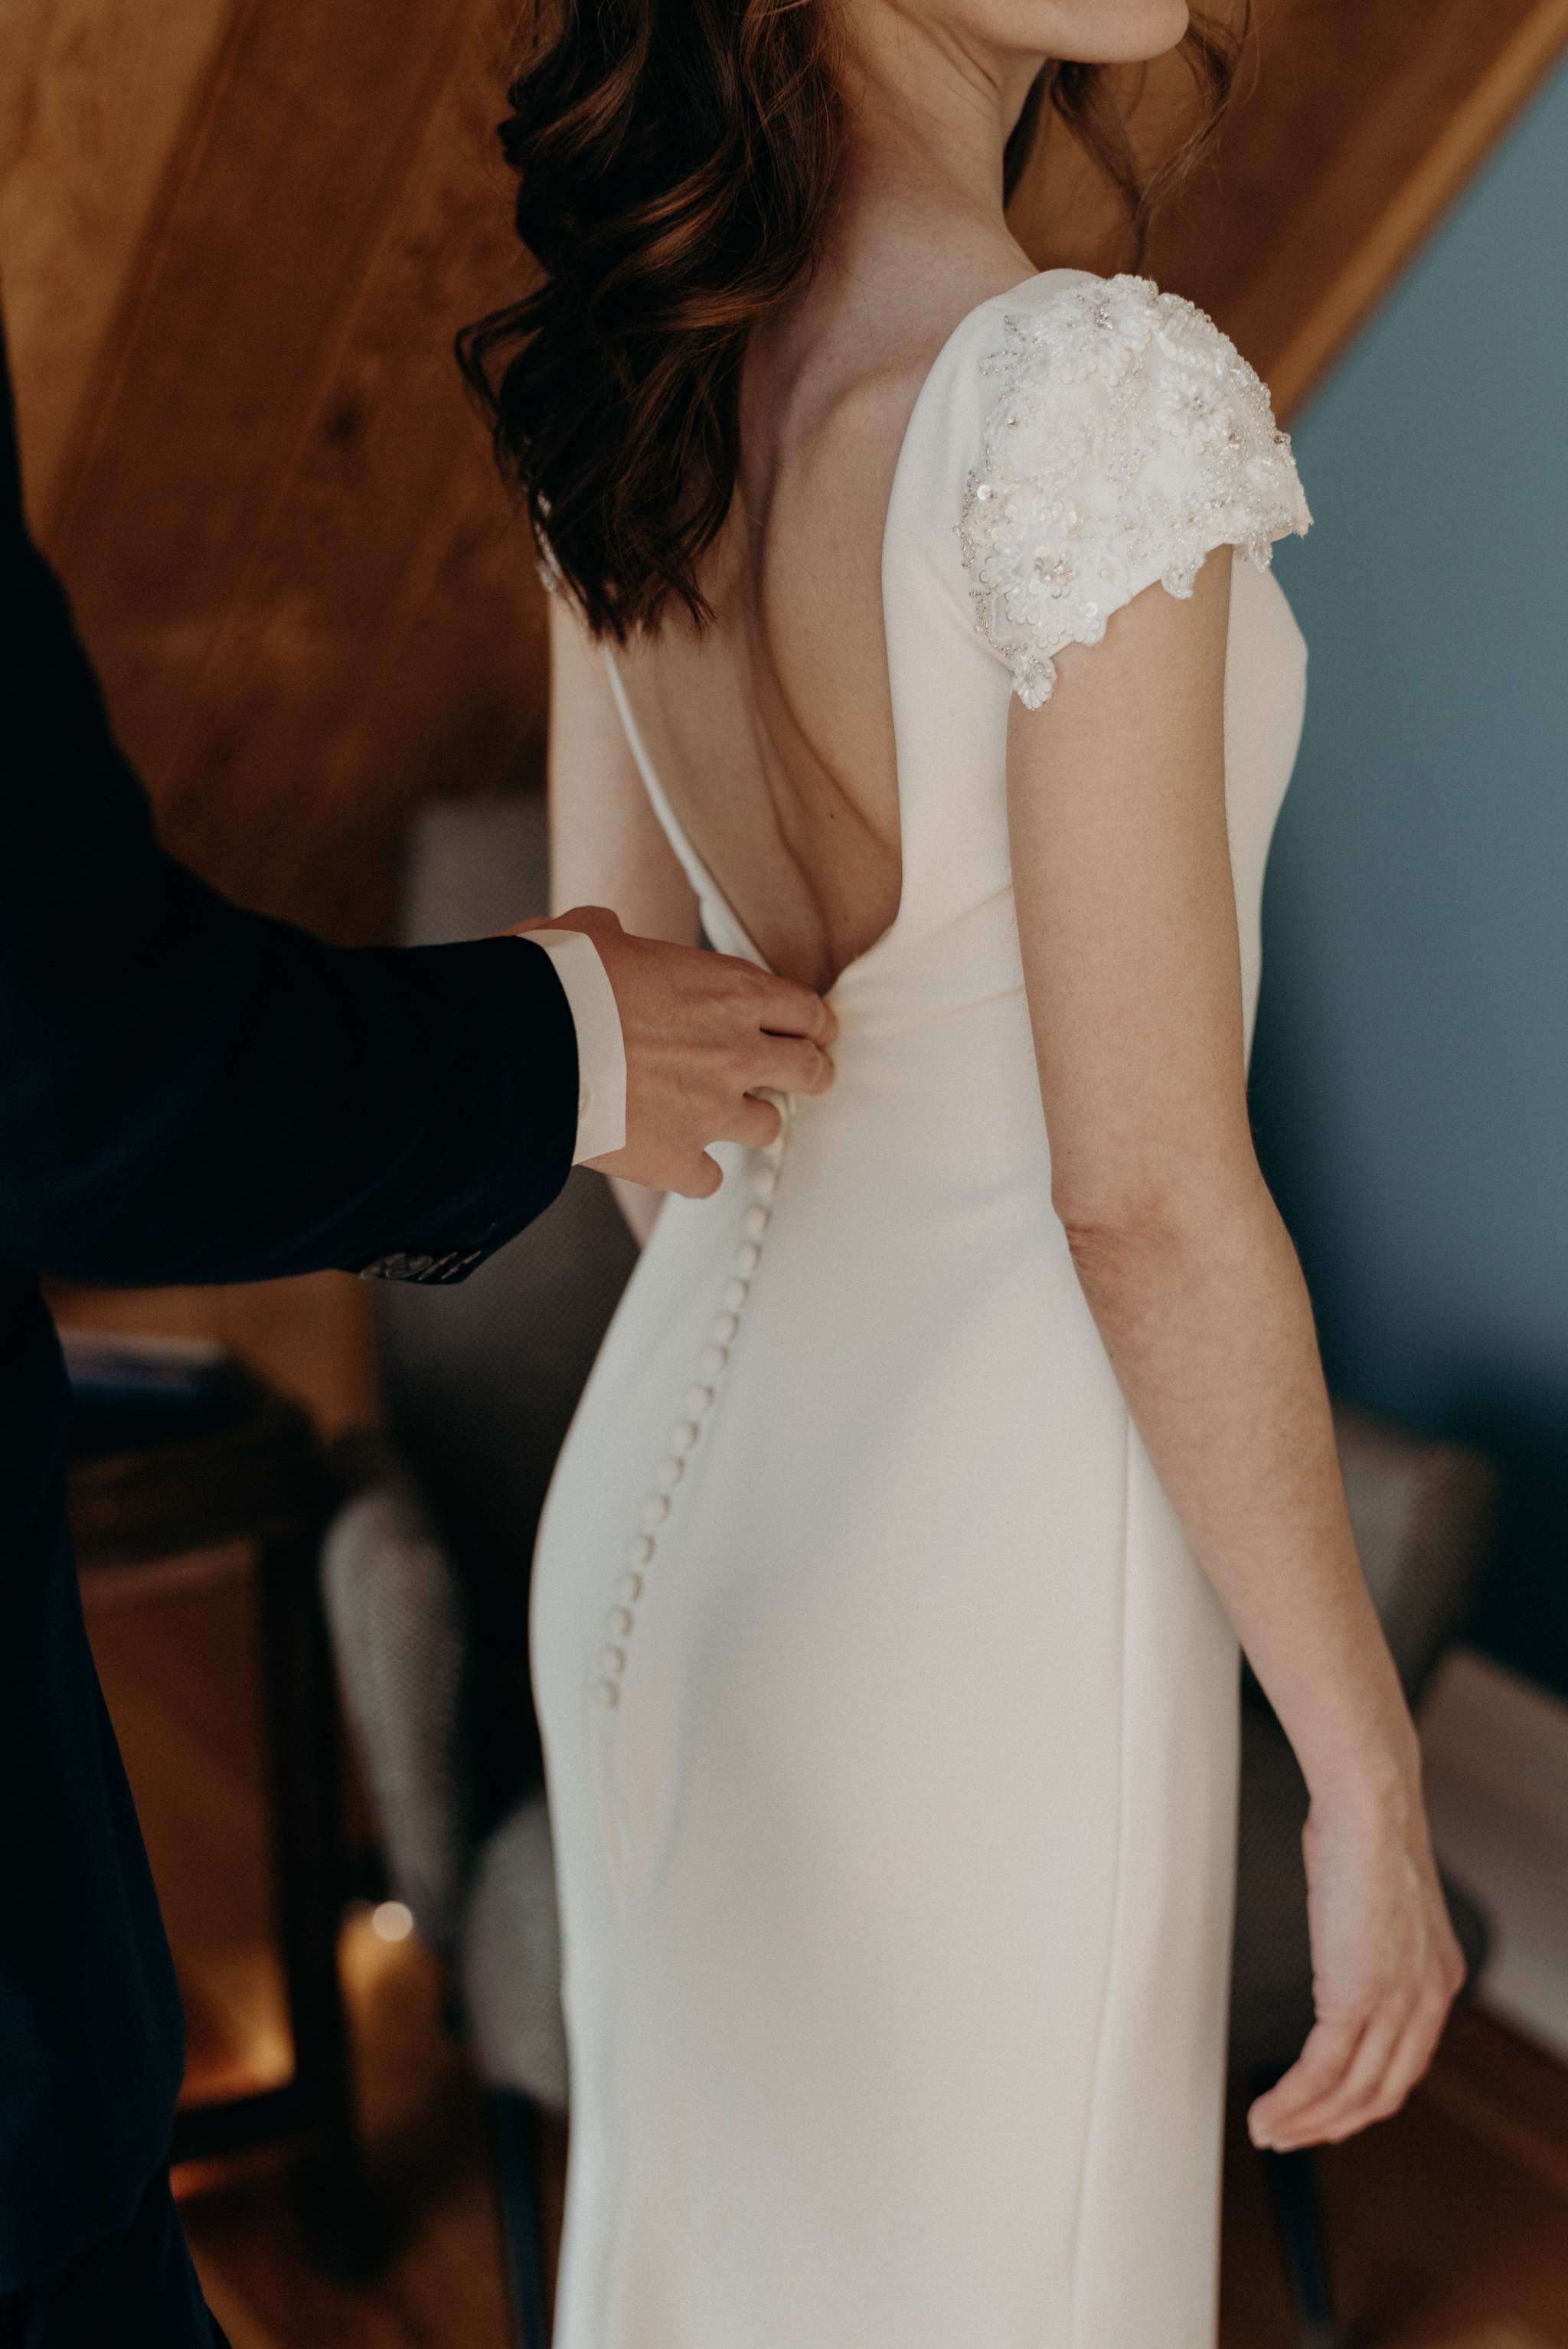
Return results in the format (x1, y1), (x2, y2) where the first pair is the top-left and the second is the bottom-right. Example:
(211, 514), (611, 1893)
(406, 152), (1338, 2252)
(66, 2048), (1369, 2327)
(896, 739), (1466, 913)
(1253, 1953), (1457, 2151)
(1324, 1972), (1455, 2139)
(1247, 2014), (1368, 2147)
(1265, 1998), (1416, 2148)
(1278, 1890), (1464, 2148)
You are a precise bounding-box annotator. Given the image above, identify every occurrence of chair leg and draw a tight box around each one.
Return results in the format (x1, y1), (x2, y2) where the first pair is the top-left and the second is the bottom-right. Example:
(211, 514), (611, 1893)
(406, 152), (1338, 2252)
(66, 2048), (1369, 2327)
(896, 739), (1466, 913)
(491, 2091), (550, 2349)
(1259, 2142), (1340, 2349)
(258, 1527), (378, 2280)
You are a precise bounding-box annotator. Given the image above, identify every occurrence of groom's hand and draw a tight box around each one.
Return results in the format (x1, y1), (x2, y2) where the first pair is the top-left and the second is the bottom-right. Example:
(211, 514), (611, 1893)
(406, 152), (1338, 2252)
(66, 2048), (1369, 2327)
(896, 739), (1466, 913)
(510, 907), (836, 1197)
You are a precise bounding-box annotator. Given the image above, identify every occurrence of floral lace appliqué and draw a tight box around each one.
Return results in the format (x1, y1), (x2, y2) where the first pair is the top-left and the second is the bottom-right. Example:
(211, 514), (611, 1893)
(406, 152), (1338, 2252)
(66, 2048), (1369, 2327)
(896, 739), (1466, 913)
(957, 276), (1312, 709)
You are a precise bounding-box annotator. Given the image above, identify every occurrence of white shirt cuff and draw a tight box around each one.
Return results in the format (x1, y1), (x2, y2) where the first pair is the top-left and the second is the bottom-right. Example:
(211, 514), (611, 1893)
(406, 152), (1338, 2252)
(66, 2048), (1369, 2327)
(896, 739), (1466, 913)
(522, 929), (628, 1164)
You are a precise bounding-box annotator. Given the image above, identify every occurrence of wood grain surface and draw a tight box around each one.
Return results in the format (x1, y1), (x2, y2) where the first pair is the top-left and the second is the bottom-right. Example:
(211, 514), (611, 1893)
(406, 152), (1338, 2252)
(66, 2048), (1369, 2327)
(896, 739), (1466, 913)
(5, 0), (1564, 1423)
(1012, 0), (1568, 416)
(29, 0), (547, 947)
(13, 19), (1568, 2332)
(44, 1272), (380, 1445)
(91, 1565), (1568, 2348)
(96, 1550), (1568, 2346)
(0, 0), (234, 517)
(7, 0), (1565, 937)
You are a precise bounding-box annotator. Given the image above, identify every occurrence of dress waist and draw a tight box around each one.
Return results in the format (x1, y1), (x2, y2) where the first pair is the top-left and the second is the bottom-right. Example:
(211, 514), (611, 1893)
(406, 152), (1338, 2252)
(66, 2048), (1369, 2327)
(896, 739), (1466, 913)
(825, 884), (1025, 1027)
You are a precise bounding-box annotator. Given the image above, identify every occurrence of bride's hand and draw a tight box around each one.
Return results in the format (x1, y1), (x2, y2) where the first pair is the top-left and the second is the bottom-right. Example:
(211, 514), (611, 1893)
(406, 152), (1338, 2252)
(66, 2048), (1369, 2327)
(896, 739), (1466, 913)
(1246, 1769), (1466, 2151)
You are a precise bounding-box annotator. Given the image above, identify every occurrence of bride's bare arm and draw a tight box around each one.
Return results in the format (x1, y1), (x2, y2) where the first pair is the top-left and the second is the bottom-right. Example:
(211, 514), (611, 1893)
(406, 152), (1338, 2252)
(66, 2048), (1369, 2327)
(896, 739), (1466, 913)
(549, 593), (700, 1243)
(1008, 550), (1463, 2152)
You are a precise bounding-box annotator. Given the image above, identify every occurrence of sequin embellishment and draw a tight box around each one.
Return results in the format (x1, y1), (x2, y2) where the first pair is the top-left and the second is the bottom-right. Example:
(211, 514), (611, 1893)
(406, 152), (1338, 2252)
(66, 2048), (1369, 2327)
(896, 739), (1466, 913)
(957, 275), (1311, 711)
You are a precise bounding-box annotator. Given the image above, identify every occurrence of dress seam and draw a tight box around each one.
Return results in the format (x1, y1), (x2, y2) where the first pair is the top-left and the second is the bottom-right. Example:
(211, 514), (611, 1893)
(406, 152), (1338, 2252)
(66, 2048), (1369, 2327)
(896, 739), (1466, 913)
(1066, 1406), (1135, 2347)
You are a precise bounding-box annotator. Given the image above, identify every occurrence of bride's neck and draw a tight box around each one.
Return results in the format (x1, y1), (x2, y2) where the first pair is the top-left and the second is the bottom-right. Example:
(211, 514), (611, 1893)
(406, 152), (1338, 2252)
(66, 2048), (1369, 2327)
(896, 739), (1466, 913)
(827, 11), (1042, 299)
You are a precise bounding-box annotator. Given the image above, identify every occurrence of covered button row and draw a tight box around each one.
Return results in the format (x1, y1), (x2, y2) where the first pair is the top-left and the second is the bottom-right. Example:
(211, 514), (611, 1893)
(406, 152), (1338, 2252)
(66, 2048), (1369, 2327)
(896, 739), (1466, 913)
(593, 1155), (779, 1708)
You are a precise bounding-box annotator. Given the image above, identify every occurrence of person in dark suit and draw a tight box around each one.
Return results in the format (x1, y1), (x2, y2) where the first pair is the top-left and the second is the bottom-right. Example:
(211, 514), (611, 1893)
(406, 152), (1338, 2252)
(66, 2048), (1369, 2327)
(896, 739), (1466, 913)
(0, 311), (832, 2344)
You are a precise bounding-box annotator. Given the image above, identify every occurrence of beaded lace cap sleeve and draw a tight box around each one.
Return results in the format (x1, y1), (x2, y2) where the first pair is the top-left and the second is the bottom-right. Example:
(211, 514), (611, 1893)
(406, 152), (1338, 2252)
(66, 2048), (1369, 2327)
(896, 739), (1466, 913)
(957, 274), (1311, 710)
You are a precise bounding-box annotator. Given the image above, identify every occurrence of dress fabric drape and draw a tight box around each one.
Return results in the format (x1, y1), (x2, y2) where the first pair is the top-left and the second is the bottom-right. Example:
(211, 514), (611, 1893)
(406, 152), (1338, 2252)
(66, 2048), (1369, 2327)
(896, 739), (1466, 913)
(531, 269), (1311, 2349)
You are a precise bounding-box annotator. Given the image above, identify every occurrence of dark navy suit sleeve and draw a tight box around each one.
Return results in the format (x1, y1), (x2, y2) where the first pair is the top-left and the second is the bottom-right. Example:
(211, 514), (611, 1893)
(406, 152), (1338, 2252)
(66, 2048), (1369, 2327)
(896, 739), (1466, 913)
(0, 310), (579, 2295)
(0, 331), (577, 1289)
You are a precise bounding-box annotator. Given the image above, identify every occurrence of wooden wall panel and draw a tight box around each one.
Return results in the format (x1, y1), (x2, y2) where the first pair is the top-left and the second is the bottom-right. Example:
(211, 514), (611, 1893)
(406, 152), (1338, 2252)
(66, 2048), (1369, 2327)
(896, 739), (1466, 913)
(1233, 0), (1568, 413)
(42, 1270), (381, 1442)
(7, 0), (1566, 1429)
(8, 0), (1567, 939)
(9, 0), (1566, 946)
(152, 36), (554, 941)
(0, 0), (234, 517)
(38, 0), (547, 946)
(1011, 0), (1568, 417)
(2, 0), (548, 1429)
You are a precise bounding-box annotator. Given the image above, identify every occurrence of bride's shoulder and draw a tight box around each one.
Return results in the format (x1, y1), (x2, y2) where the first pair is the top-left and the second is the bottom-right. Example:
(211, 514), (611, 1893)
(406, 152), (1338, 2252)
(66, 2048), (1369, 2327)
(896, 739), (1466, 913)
(951, 271), (1311, 707)
(980, 266), (1243, 360)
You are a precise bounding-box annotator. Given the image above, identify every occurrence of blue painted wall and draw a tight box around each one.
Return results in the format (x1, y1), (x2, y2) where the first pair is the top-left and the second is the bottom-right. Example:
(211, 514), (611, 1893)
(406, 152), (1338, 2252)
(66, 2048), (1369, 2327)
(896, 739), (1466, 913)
(1251, 55), (1568, 1696)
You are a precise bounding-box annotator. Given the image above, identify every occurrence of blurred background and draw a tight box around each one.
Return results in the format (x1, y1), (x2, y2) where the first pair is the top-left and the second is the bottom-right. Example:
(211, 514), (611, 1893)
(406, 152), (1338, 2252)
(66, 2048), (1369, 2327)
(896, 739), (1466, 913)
(5, 0), (1568, 2343)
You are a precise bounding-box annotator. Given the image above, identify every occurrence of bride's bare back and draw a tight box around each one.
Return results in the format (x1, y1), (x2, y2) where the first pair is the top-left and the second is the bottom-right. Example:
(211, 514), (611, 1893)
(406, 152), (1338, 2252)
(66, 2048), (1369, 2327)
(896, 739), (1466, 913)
(538, 0), (1459, 2230)
(590, 237), (1029, 992)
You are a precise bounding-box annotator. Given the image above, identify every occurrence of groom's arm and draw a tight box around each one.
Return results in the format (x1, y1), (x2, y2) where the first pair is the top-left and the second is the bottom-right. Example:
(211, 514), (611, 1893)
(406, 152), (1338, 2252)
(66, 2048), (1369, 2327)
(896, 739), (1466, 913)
(1, 305), (838, 1289)
(1, 338), (579, 1289)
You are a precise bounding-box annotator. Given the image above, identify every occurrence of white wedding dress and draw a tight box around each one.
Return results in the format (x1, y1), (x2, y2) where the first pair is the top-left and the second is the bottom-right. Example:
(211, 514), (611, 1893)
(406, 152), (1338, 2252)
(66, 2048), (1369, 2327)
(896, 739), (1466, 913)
(531, 271), (1311, 2349)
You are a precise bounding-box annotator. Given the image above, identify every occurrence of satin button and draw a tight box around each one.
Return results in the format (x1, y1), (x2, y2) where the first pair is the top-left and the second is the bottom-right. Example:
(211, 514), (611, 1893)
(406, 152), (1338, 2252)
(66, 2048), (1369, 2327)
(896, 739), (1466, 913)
(599, 1644), (626, 1676)
(594, 1679), (620, 1707)
(743, 1205), (770, 1238)
(684, 1385), (714, 1416)
(752, 1166), (779, 1198)
(700, 1345), (728, 1378)
(616, 1571), (644, 1602)
(736, 1243), (761, 1274)
(710, 1312), (740, 1342)
(671, 1421), (700, 1452)
(656, 1456), (684, 1488)
(606, 1607), (634, 1637)
(723, 1279), (749, 1311)
(641, 1495), (671, 1528)
(628, 1534), (655, 1566)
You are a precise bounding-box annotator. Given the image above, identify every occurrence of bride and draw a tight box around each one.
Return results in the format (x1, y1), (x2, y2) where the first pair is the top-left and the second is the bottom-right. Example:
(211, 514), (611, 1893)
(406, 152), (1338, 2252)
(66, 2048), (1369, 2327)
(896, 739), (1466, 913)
(464, 0), (1463, 2339)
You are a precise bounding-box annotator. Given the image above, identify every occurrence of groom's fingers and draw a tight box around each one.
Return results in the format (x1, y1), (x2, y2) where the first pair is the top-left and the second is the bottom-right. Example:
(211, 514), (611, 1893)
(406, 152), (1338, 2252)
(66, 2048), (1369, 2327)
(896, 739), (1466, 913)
(660, 1150), (724, 1201)
(748, 1032), (832, 1099)
(717, 1094), (786, 1152)
(537, 910), (838, 1193)
(668, 952), (836, 1103)
(750, 970), (839, 1054)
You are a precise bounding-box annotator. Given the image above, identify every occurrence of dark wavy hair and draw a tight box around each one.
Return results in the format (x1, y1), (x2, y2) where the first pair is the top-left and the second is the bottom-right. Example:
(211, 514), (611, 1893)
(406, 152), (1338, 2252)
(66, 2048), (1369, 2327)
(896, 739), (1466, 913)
(459, 2), (1247, 643)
